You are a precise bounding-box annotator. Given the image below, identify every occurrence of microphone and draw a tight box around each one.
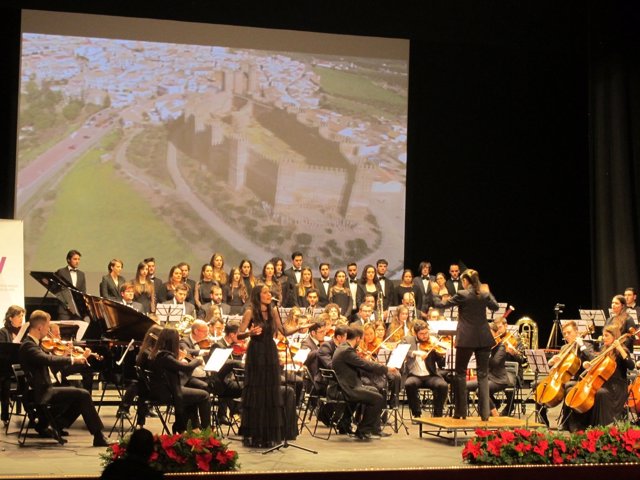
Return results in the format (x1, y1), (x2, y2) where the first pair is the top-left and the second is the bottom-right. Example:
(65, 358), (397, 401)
(555, 303), (566, 309)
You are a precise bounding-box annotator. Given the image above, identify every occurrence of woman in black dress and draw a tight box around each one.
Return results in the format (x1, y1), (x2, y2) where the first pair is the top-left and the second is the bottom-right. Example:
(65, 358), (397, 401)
(0, 305), (25, 425)
(328, 269), (352, 317)
(433, 268), (499, 421)
(226, 267), (248, 314)
(238, 285), (307, 448)
(132, 261), (155, 314)
(146, 328), (210, 433)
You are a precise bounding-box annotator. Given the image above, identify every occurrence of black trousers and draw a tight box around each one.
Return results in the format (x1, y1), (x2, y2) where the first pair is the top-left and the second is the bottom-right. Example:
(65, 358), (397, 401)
(454, 346), (491, 419)
(405, 374), (449, 417)
(348, 385), (385, 434)
(43, 386), (104, 435)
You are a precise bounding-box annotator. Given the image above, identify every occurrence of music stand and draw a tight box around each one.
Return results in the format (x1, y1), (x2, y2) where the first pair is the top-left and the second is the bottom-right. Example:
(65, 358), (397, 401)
(579, 309), (607, 327)
(155, 304), (184, 325)
(523, 349), (550, 426)
(262, 336), (317, 455)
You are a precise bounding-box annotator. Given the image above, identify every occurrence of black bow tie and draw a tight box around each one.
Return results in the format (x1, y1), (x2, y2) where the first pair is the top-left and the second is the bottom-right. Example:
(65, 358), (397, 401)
(294, 269), (301, 273)
(70, 268), (78, 272)
(350, 279), (358, 284)
(379, 276), (385, 280)
(322, 279), (330, 283)
(422, 276), (429, 280)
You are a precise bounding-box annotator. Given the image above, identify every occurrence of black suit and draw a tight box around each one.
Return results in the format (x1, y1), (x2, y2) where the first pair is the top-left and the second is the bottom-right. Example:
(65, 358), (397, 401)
(55, 267), (87, 319)
(403, 335), (449, 417)
(434, 287), (499, 419)
(99, 274), (126, 301)
(331, 342), (387, 434)
(445, 278), (462, 296)
(301, 336), (321, 388)
(316, 277), (333, 307)
(282, 268), (301, 307)
(413, 275), (435, 311)
(18, 335), (103, 435)
(376, 276), (396, 310)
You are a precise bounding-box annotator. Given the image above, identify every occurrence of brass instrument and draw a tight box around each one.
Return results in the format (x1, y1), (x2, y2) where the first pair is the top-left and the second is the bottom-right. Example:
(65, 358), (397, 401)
(376, 292), (385, 323)
(176, 314), (196, 335)
(515, 316), (538, 350)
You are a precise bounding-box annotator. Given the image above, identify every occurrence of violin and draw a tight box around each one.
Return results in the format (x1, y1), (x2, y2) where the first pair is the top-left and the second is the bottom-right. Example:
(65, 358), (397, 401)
(232, 339), (248, 357)
(565, 328), (639, 413)
(418, 336), (448, 356)
(41, 336), (103, 361)
(493, 331), (519, 350)
(196, 337), (214, 349)
(358, 338), (381, 359)
(534, 325), (593, 408)
(627, 374), (640, 414)
(276, 339), (299, 355)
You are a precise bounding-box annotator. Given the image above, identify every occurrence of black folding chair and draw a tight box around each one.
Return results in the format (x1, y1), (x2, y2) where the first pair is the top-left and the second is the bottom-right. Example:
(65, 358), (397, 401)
(134, 366), (173, 435)
(313, 368), (354, 440)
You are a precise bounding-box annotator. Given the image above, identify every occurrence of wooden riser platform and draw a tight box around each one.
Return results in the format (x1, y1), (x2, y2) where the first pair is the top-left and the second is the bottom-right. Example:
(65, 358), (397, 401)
(414, 415), (546, 446)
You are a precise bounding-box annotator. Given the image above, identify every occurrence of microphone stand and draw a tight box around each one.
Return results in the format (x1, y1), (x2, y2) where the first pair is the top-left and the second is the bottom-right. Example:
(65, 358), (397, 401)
(546, 303), (564, 349)
(263, 310), (317, 455)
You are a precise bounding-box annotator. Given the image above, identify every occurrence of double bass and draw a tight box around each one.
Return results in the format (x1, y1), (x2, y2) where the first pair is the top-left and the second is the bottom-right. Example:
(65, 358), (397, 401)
(565, 328), (638, 413)
(534, 325), (593, 408)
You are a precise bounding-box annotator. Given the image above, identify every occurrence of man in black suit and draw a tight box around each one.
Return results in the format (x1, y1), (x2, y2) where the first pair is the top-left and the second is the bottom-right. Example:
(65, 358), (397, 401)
(119, 282), (144, 312)
(316, 263), (333, 307)
(301, 320), (326, 389)
(18, 310), (107, 446)
(376, 259), (395, 310)
(209, 323), (243, 425)
(282, 251), (304, 307)
(157, 283), (195, 318)
(350, 302), (374, 327)
(403, 321), (449, 418)
(144, 257), (164, 294)
(198, 285), (231, 320)
(445, 263), (462, 296)
(55, 249), (87, 320)
(413, 260), (435, 314)
(347, 262), (359, 318)
(331, 326), (397, 439)
(178, 262), (197, 305)
(624, 287), (640, 322)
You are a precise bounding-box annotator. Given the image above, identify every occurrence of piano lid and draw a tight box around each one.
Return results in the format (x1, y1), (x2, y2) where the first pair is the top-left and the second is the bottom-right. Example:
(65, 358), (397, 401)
(30, 271), (74, 295)
(70, 291), (158, 341)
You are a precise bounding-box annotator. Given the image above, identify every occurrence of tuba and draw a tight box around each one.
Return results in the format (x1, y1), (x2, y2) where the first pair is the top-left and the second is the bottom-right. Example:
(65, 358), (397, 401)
(176, 314), (196, 335)
(515, 316), (538, 350)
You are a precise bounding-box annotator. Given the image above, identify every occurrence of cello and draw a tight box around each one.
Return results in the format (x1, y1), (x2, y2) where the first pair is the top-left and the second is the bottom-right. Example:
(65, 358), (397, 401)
(534, 325), (593, 408)
(626, 374), (640, 414)
(565, 328), (638, 413)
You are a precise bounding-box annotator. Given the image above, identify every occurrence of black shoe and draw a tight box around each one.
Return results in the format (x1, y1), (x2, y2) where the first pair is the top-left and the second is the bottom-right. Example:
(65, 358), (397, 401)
(481, 417), (489, 422)
(371, 430), (392, 438)
(354, 431), (371, 440)
(146, 410), (158, 418)
(337, 426), (354, 435)
(216, 416), (232, 426)
(452, 415), (466, 420)
(93, 433), (109, 447)
(380, 411), (389, 424)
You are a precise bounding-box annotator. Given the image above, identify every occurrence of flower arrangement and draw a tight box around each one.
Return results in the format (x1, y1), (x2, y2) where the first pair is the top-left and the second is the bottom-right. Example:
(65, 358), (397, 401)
(462, 422), (640, 465)
(100, 427), (239, 473)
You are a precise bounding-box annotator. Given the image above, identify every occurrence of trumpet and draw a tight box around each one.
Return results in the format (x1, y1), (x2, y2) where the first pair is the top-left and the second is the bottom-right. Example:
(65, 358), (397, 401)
(376, 293), (384, 323)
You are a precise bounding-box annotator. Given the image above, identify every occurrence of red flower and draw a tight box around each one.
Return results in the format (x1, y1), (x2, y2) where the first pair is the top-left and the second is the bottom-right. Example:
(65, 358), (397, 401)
(609, 426), (620, 437)
(474, 428), (492, 438)
(514, 428), (532, 438)
(622, 428), (640, 448)
(165, 447), (186, 464)
(161, 433), (181, 450)
(216, 450), (233, 465)
(487, 438), (503, 456)
(552, 448), (564, 464)
(186, 437), (205, 451)
(581, 439), (597, 453)
(515, 442), (531, 453)
(462, 440), (482, 460)
(553, 438), (567, 453)
(195, 452), (213, 471)
(149, 451), (159, 462)
(587, 429), (604, 441)
(533, 439), (549, 456)
(500, 430), (515, 443)
(206, 436), (221, 448)
(110, 443), (126, 460)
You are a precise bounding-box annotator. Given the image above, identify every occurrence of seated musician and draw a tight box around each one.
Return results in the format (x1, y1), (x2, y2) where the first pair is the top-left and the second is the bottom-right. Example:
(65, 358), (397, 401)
(386, 305), (415, 343)
(209, 317), (225, 340)
(179, 320), (211, 383)
(147, 328), (211, 433)
(18, 310), (108, 446)
(606, 294), (636, 352)
(0, 305), (25, 426)
(537, 320), (594, 430)
(209, 322), (243, 425)
(331, 326), (398, 439)
(118, 324), (163, 422)
(567, 324), (635, 430)
(119, 282), (144, 312)
(467, 322), (516, 417)
(491, 316), (528, 416)
(301, 320), (326, 392)
(157, 283), (195, 318)
(400, 291), (418, 323)
(198, 284), (231, 320)
(350, 302), (374, 327)
(48, 322), (96, 394)
(403, 321), (449, 418)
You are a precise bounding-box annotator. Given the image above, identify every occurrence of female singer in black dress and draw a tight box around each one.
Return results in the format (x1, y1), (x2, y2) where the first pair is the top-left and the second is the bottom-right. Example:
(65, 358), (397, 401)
(238, 285), (307, 448)
(328, 269), (353, 317)
(227, 267), (248, 315)
(433, 268), (499, 421)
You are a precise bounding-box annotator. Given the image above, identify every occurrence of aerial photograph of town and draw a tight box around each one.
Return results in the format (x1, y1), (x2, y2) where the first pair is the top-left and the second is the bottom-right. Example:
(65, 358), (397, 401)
(16, 30), (408, 290)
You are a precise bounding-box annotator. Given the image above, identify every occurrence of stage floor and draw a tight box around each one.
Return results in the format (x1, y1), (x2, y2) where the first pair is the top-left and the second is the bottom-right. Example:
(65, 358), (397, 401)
(0, 401), (555, 478)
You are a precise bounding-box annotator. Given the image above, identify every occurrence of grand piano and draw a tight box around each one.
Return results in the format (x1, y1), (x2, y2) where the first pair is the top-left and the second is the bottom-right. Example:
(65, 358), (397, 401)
(30, 271), (157, 341)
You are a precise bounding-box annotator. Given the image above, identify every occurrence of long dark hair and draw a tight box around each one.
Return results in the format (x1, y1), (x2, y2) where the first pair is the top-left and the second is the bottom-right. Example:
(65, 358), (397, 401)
(249, 285), (275, 331)
(136, 324), (163, 365)
(149, 327), (179, 360)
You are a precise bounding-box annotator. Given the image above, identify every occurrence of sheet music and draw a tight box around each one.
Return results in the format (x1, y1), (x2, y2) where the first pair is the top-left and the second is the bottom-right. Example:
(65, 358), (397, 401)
(204, 348), (233, 372)
(387, 343), (410, 369)
(579, 309), (607, 327)
(13, 322), (30, 343)
(524, 349), (550, 375)
(155, 304), (184, 324)
(293, 347), (310, 364)
(428, 320), (458, 334)
(51, 320), (88, 341)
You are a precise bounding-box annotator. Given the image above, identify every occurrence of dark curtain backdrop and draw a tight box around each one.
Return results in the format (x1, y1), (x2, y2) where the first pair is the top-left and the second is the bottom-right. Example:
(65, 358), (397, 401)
(590, 0), (640, 306)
